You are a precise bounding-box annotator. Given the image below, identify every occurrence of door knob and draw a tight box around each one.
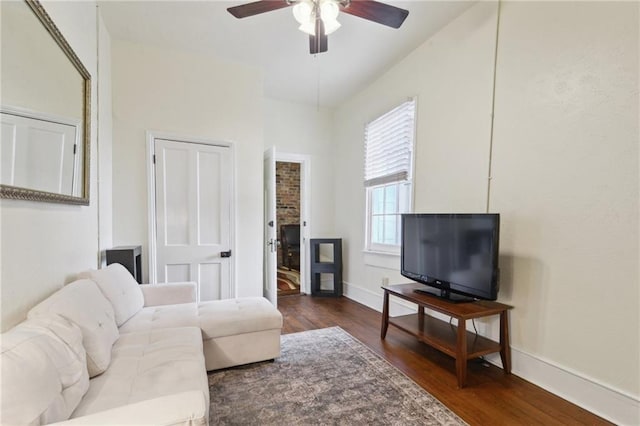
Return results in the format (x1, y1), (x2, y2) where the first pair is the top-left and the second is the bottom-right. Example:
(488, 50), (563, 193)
(267, 239), (279, 253)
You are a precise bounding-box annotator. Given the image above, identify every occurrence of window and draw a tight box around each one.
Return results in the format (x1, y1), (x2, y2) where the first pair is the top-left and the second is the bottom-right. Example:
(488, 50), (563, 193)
(364, 98), (416, 253)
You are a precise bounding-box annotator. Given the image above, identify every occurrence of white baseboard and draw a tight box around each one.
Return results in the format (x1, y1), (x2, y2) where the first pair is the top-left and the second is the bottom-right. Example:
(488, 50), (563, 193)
(486, 348), (640, 426)
(342, 281), (640, 426)
(342, 280), (416, 317)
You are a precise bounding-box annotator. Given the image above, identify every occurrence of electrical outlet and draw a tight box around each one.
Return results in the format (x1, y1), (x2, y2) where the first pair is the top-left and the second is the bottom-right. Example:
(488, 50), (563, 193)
(381, 277), (389, 286)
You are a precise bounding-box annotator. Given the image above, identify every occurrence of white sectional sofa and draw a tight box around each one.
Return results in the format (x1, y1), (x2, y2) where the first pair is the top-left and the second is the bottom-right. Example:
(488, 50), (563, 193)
(0, 264), (283, 425)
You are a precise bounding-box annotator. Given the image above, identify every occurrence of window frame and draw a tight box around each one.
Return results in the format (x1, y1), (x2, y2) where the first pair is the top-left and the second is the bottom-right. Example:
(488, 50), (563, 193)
(363, 98), (416, 255)
(365, 180), (413, 254)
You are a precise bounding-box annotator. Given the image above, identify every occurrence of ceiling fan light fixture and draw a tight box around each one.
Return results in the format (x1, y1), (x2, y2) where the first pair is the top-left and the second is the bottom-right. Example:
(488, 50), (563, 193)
(320, 0), (341, 35)
(323, 18), (341, 35)
(320, 0), (339, 21)
(292, 0), (341, 37)
(292, 0), (314, 25)
(298, 21), (316, 35)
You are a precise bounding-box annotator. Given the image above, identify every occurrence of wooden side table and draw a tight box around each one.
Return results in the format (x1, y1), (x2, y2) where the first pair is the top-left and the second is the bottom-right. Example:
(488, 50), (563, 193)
(381, 283), (513, 388)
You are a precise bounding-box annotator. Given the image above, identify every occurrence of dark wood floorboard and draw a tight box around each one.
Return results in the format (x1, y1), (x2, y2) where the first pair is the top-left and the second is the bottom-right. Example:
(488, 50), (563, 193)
(277, 294), (611, 426)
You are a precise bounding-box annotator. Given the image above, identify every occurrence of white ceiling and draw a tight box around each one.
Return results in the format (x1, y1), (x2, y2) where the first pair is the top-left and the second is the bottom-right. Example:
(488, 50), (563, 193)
(99, 0), (474, 107)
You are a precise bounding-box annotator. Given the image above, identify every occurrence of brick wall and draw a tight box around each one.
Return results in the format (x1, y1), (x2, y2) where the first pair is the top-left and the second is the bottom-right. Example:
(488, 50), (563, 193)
(276, 161), (300, 267)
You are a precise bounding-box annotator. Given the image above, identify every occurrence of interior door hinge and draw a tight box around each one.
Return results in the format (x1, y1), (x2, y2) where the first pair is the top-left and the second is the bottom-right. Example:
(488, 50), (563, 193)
(73, 144), (77, 155)
(152, 154), (156, 164)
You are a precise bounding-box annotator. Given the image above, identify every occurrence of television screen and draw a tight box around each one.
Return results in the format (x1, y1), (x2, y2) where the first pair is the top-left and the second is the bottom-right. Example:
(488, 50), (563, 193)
(401, 213), (500, 302)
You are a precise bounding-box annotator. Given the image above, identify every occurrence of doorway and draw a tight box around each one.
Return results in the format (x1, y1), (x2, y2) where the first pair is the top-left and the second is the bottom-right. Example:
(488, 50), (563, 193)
(264, 150), (310, 304)
(147, 133), (235, 301)
(276, 161), (301, 297)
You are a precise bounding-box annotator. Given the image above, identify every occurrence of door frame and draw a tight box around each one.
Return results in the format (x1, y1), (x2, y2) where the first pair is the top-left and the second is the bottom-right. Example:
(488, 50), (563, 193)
(275, 152), (311, 295)
(146, 131), (236, 297)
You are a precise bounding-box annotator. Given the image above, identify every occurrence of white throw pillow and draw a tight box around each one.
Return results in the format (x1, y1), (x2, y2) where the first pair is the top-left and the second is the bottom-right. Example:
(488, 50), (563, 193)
(28, 279), (119, 377)
(1, 315), (90, 425)
(79, 263), (144, 326)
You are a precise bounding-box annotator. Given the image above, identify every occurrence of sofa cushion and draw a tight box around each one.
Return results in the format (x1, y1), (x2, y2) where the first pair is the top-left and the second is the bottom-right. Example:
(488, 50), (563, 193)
(1, 315), (89, 425)
(29, 279), (119, 377)
(71, 327), (209, 419)
(79, 263), (144, 326)
(118, 302), (199, 334)
(139, 282), (197, 306)
(54, 392), (207, 426)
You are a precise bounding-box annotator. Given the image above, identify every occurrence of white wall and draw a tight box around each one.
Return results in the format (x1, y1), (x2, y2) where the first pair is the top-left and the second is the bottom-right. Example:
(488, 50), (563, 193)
(333, 2), (498, 307)
(332, 1), (639, 422)
(263, 98), (335, 238)
(1, 1), (113, 331)
(489, 0), (638, 402)
(111, 40), (264, 298)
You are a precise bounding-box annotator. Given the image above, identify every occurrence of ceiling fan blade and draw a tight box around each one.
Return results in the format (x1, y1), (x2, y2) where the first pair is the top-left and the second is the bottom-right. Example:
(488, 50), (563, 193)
(340, 0), (409, 29)
(309, 18), (328, 54)
(227, 0), (291, 19)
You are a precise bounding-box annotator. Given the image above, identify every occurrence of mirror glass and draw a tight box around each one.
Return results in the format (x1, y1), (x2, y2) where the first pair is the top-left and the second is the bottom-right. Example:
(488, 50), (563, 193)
(0, 0), (91, 204)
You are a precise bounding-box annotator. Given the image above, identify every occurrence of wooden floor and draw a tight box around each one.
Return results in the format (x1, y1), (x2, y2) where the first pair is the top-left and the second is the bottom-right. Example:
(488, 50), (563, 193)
(278, 294), (611, 426)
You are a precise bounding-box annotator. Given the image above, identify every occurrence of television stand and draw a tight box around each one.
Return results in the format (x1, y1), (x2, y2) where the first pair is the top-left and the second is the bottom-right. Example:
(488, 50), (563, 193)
(381, 283), (513, 388)
(413, 288), (474, 303)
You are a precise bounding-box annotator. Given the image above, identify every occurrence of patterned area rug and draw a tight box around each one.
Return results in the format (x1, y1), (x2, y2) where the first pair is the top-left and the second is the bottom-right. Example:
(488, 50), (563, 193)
(277, 267), (300, 296)
(208, 327), (467, 425)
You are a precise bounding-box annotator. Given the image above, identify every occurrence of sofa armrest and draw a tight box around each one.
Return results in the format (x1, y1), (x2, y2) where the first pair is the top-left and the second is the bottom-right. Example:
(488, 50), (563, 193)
(139, 282), (197, 306)
(49, 391), (207, 426)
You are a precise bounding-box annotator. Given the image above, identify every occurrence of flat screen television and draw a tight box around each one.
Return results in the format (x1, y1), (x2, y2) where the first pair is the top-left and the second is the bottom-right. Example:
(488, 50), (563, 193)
(401, 213), (500, 302)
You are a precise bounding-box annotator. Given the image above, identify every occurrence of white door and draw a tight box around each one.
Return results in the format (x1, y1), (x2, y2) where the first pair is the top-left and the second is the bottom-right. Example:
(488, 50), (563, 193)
(263, 147), (277, 307)
(154, 138), (232, 301)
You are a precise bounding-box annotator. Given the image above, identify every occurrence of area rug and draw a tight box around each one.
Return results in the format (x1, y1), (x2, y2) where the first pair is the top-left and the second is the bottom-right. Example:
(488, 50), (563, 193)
(208, 327), (467, 425)
(277, 267), (300, 296)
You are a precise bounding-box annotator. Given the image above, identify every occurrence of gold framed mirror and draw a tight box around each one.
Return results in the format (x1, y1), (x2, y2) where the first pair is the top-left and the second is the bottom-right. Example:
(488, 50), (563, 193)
(1, 0), (91, 205)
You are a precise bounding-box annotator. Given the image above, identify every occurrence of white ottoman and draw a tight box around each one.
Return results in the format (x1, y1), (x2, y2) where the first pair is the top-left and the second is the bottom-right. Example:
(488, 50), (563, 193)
(198, 297), (283, 371)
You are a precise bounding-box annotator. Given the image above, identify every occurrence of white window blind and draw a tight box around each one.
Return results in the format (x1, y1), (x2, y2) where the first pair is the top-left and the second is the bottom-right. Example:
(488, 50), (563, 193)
(364, 98), (416, 187)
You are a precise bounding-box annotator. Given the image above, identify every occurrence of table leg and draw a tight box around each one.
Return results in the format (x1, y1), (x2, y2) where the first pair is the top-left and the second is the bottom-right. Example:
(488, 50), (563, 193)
(456, 318), (467, 388)
(500, 310), (512, 374)
(418, 306), (425, 330)
(381, 291), (389, 339)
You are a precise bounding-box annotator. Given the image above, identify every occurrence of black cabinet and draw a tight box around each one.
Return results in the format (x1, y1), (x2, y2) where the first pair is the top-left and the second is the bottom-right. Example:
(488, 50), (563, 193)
(106, 245), (142, 283)
(310, 238), (342, 297)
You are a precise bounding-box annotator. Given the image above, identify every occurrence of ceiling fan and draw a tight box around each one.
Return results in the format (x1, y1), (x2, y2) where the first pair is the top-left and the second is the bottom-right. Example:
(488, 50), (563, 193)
(227, 0), (409, 55)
